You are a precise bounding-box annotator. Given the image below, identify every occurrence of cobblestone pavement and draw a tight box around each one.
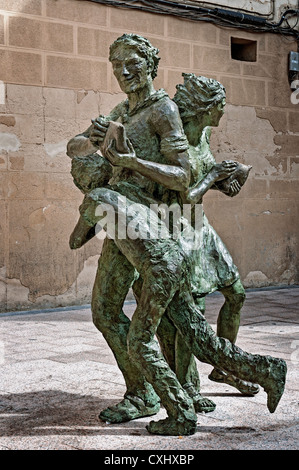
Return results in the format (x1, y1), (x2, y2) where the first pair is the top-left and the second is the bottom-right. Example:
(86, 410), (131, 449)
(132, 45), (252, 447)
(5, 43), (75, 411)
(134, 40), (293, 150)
(0, 287), (298, 450)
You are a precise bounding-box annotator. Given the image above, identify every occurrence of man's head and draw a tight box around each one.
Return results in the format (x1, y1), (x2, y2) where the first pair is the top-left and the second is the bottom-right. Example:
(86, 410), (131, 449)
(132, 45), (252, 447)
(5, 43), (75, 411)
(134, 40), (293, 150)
(109, 34), (160, 94)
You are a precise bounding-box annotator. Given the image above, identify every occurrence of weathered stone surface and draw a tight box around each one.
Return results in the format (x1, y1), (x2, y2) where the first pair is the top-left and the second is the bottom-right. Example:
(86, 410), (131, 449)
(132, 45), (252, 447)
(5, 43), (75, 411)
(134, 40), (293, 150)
(289, 111), (299, 133)
(45, 0), (108, 26)
(255, 108), (288, 133)
(0, 50), (42, 85)
(194, 45), (241, 74)
(0, 15), (4, 45)
(8, 16), (74, 53)
(0, 0), (297, 313)
(110, 7), (164, 36)
(219, 76), (267, 106)
(168, 17), (217, 43)
(7, 199), (85, 303)
(46, 56), (108, 91)
(0, 115), (16, 127)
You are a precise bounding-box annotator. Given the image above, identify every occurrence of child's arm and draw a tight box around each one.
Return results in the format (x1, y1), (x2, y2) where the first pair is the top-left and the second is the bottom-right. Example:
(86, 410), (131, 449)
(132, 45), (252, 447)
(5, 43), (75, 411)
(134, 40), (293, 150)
(67, 118), (109, 158)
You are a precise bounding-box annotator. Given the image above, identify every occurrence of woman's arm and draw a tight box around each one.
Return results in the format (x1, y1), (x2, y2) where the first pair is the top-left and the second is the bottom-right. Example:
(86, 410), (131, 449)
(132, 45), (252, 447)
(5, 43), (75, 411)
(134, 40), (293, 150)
(184, 161), (238, 205)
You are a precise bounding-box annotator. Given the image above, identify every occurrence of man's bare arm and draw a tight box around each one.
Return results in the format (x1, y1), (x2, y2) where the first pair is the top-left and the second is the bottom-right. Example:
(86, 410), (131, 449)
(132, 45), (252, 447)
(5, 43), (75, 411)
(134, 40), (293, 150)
(106, 139), (191, 192)
(131, 152), (190, 192)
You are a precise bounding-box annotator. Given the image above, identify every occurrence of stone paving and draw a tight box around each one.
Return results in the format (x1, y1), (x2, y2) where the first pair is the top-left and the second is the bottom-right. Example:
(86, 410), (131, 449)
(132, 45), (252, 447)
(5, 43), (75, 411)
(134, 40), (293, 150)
(0, 287), (298, 451)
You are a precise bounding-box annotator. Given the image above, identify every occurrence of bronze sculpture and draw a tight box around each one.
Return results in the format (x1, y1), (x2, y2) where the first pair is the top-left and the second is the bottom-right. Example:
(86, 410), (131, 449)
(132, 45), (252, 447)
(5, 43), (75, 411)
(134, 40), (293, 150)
(66, 34), (286, 436)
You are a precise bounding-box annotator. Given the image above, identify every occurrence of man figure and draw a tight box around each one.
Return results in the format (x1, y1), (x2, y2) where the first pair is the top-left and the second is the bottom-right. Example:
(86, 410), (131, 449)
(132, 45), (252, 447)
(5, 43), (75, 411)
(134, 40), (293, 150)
(67, 33), (194, 423)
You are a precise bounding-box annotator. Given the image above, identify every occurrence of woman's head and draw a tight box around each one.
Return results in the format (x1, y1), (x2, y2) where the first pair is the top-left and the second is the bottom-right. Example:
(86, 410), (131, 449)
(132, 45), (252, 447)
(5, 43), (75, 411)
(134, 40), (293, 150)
(173, 73), (226, 125)
(109, 33), (160, 80)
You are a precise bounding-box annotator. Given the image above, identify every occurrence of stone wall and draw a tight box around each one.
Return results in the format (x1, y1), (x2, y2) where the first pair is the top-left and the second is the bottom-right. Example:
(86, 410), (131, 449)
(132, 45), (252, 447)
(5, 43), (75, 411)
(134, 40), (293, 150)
(0, 0), (298, 312)
(186, 0), (299, 22)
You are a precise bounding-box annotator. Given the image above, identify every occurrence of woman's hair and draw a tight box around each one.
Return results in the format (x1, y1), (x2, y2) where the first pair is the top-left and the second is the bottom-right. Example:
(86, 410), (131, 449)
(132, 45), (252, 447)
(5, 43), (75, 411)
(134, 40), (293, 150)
(109, 33), (160, 79)
(173, 73), (226, 122)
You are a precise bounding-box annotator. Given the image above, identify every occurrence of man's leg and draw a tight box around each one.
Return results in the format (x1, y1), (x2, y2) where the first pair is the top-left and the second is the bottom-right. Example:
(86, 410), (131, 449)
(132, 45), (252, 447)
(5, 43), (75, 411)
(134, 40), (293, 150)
(127, 267), (197, 436)
(175, 330), (216, 413)
(133, 267), (215, 413)
(174, 295), (216, 412)
(208, 279), (259, 395)
(92, 238), (160, 423)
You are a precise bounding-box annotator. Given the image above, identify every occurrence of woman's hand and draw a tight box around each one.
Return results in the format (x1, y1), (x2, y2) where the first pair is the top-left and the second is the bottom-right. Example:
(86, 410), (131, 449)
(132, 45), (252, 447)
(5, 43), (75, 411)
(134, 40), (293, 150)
(184, 160), (238, 205)
(211, 160), (237, 182)
(89, 116), (109, 147)
(105, 139), (137, 168)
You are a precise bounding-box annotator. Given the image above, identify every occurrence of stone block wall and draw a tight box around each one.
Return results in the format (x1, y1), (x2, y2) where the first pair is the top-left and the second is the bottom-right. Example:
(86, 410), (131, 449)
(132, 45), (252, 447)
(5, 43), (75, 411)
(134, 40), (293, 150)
(0, 0), (298, 311)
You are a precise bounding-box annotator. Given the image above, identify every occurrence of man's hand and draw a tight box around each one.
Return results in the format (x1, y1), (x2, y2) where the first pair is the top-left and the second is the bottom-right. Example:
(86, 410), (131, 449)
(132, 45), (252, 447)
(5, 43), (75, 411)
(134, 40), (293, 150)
(89, 116), (109, 147)
(106, 139), (137, 168)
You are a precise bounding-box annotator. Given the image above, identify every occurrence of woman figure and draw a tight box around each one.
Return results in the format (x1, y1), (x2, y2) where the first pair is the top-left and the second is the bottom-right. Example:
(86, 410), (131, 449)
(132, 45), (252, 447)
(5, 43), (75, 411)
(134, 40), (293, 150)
(162, 73), (259, 398)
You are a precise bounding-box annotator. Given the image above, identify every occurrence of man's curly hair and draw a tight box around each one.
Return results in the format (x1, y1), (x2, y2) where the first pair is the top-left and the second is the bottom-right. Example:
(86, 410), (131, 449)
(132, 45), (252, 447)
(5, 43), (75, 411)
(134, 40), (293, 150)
(173, 73), (226, 122)
(109, 33), (160, 79)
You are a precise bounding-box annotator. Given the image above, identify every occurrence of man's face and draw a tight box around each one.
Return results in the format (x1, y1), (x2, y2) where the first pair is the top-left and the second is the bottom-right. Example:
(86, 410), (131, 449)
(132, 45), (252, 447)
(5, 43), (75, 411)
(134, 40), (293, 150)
(111, 46), (150, 94)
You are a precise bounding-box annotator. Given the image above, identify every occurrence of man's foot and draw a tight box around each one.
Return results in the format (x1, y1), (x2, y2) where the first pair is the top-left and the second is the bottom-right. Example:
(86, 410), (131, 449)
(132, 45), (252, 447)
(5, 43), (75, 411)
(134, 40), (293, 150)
(208, 368), (260, 396)
(183, 383), (216, 413)
(99, 395), (160, 423)
(193, 395), (216, 413)
(263, 358), (287, 413)
(146, 415), (197, 436)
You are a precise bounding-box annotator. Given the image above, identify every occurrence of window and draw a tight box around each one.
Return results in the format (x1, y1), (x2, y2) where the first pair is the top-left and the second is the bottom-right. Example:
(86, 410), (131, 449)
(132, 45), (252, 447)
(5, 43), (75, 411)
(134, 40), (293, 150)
(231, 37), (257, 62)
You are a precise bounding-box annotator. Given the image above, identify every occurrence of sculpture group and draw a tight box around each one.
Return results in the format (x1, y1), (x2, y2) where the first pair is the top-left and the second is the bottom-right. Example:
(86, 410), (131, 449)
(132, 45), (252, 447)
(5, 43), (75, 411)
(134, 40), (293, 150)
(66, 33), (287, 436)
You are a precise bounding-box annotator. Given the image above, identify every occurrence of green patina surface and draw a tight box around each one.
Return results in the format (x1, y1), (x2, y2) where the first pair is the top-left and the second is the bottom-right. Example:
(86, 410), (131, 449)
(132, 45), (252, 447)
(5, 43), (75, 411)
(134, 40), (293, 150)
(66, 34), (286, 436)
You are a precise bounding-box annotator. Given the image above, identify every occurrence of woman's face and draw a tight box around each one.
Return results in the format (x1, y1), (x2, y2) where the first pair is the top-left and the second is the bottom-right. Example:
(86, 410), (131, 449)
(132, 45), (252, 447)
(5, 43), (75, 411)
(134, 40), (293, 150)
(111, 45), (150, 94)
(208, 98), (226, 126)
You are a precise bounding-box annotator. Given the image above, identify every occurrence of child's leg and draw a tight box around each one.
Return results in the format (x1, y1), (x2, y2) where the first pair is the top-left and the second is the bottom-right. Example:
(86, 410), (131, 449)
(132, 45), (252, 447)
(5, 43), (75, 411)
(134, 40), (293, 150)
(167, 293), (286, 414)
